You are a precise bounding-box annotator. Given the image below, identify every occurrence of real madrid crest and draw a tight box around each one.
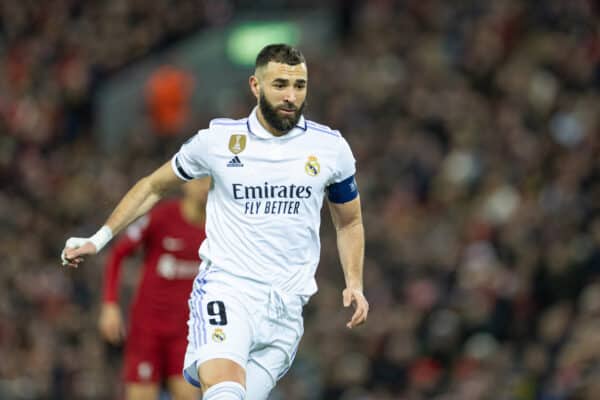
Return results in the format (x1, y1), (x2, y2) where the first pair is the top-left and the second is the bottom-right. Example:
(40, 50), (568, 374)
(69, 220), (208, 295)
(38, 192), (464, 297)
(228, 134), (246, 154)
(212, 328), (226, 343)
(305, 155), (320, 177)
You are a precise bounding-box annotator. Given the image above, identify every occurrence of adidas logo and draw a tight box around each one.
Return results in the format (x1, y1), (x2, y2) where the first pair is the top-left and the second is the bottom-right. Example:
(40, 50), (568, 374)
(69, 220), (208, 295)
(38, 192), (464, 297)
(227, 156), (244, 167)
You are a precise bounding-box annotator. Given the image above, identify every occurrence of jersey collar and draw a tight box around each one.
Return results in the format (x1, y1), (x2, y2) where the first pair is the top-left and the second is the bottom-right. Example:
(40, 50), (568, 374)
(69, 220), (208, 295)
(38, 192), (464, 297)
(247, 107), (307, 140)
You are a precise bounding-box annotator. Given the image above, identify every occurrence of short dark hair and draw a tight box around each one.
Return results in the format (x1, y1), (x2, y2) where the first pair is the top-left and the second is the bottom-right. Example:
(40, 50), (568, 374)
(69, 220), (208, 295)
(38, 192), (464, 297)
(255, 44), (305, 68)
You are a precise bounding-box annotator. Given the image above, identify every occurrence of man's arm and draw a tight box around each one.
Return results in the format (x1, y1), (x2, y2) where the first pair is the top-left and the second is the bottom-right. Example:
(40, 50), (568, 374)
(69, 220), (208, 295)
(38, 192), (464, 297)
(104, 162), (180, 234)
(328, 196), (369, 328)
(99, 225), (146, 344)
(61, 161), (183, 268)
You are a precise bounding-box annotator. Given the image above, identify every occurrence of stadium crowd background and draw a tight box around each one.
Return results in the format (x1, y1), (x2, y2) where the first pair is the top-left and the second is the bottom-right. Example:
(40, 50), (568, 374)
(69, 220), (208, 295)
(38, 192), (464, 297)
(1, 0), (599, 399)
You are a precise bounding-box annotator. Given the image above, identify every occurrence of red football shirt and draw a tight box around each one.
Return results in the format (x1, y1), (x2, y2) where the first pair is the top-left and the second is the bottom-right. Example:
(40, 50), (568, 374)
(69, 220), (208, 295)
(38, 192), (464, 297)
(102, 199), (206, 335)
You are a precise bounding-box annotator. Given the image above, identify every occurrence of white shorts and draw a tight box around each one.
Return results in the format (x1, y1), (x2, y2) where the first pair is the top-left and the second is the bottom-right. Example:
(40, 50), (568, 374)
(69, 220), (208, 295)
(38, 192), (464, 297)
(182, 263), (306, 390)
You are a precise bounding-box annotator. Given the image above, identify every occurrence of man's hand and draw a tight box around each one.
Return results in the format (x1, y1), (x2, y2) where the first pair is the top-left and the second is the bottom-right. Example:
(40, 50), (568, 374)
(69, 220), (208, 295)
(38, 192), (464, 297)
(98, 303), (125, 344)
(61, 238), (98, 268)
(343, 288), (369, 329)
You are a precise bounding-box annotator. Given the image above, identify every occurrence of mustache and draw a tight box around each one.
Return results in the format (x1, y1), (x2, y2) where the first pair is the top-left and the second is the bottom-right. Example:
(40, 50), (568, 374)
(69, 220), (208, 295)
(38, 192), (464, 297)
(277, 103), (298, 111)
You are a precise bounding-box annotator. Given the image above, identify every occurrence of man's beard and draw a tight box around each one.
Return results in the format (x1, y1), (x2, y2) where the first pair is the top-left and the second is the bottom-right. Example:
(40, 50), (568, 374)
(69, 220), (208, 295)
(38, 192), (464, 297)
(259, 92), (305, 133)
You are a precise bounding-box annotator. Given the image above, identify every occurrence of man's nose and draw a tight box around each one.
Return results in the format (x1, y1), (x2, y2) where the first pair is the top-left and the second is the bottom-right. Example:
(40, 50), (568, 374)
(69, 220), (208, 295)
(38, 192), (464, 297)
(283, 88), (297, 104)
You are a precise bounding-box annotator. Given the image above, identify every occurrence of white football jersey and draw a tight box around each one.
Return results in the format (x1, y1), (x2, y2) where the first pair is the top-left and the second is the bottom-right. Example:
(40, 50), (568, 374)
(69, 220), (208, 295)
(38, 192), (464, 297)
(171, 108), (356, 296)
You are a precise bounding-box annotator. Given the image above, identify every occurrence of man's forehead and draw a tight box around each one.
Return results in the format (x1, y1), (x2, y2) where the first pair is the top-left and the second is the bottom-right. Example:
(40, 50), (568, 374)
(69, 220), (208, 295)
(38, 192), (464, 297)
(259, 62), (307, 80)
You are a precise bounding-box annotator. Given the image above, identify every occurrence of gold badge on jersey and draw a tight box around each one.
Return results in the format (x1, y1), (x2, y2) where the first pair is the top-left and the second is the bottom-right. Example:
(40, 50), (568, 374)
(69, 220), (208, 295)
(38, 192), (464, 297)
(212, 328), (226, 343)
(305, 155), (320, 177)
(228, 134), (246, 154)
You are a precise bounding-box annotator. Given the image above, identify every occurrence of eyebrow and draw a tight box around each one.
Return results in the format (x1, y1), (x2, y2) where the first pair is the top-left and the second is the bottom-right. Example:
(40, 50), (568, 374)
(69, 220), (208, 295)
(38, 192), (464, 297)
(272, 78), (307, 85)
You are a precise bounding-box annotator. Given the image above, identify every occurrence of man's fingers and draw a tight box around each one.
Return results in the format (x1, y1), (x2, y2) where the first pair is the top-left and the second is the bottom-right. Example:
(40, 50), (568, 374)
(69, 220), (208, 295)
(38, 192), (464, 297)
(99, 305), (124, 344)
(62, 255), (85, 268)
(346, 298), (369, 328)
(65, 244), (91, 258)
(107, 326), (122, 344)
(102, 326), (119, 344)
(347, 311), (365, 328)
(61, 241), (96, 267)
(64, 251), (83, 261)
(348, 307), (365, 328)
(60, 237), (96, 266)
(65, 248), (82, 260)
(342, 289), (369, 328)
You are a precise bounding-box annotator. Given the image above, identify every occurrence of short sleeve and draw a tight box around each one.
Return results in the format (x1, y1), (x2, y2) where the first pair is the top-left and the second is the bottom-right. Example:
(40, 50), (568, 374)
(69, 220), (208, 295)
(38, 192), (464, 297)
(329, 137), (356, 185)
(171, 129), (212, 180)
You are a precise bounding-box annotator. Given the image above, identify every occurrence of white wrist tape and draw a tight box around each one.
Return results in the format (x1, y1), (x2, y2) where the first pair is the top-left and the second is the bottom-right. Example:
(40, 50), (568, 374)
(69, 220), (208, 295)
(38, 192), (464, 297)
(88, 225), (113, 252)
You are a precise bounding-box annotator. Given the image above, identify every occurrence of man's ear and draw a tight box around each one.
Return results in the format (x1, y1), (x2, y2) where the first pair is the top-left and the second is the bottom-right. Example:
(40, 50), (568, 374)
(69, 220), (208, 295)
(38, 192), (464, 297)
(249, 75), (260, 99)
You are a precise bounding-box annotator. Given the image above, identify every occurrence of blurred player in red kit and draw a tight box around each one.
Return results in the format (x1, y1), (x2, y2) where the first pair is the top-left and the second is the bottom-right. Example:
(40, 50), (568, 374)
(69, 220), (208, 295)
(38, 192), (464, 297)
(98, 178), (210, 400)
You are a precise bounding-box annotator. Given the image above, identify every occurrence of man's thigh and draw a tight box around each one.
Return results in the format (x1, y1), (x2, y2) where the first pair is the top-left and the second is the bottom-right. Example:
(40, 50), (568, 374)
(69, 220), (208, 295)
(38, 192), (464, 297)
(248, 294), (304, 393)
(245, 359), (276, 400)
(183, 281), (254, 387)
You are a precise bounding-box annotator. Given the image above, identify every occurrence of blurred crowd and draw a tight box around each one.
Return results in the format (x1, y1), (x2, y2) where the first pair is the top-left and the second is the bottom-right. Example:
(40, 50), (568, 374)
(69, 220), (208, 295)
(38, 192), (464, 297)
(1, 0), (600, 399)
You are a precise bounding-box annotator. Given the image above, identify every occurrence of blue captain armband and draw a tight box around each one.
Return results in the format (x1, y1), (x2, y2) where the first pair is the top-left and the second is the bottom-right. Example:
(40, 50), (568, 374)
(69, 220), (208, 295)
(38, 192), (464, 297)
(327, 175), (359, 203)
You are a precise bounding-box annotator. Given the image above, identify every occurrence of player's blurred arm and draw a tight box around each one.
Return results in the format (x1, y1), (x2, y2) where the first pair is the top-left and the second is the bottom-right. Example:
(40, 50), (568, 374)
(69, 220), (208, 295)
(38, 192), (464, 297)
(61, 161), (183, 267)
(328, 196), (369, 328)
(99, 231), (143, 344)
(98, 303), (124, 344)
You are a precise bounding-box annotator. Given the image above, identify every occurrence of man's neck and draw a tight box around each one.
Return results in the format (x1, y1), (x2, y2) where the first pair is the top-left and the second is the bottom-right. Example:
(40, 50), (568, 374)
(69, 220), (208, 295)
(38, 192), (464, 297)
(256, 107), (286, 137)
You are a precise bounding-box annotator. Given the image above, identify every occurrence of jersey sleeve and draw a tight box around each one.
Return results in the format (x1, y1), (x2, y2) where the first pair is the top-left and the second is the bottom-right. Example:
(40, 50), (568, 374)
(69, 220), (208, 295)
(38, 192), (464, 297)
(172, 129), (212, 180)
(102, 215), (150, 303)
(326, 137), (359, 203)
(329, 137), (356, 184)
